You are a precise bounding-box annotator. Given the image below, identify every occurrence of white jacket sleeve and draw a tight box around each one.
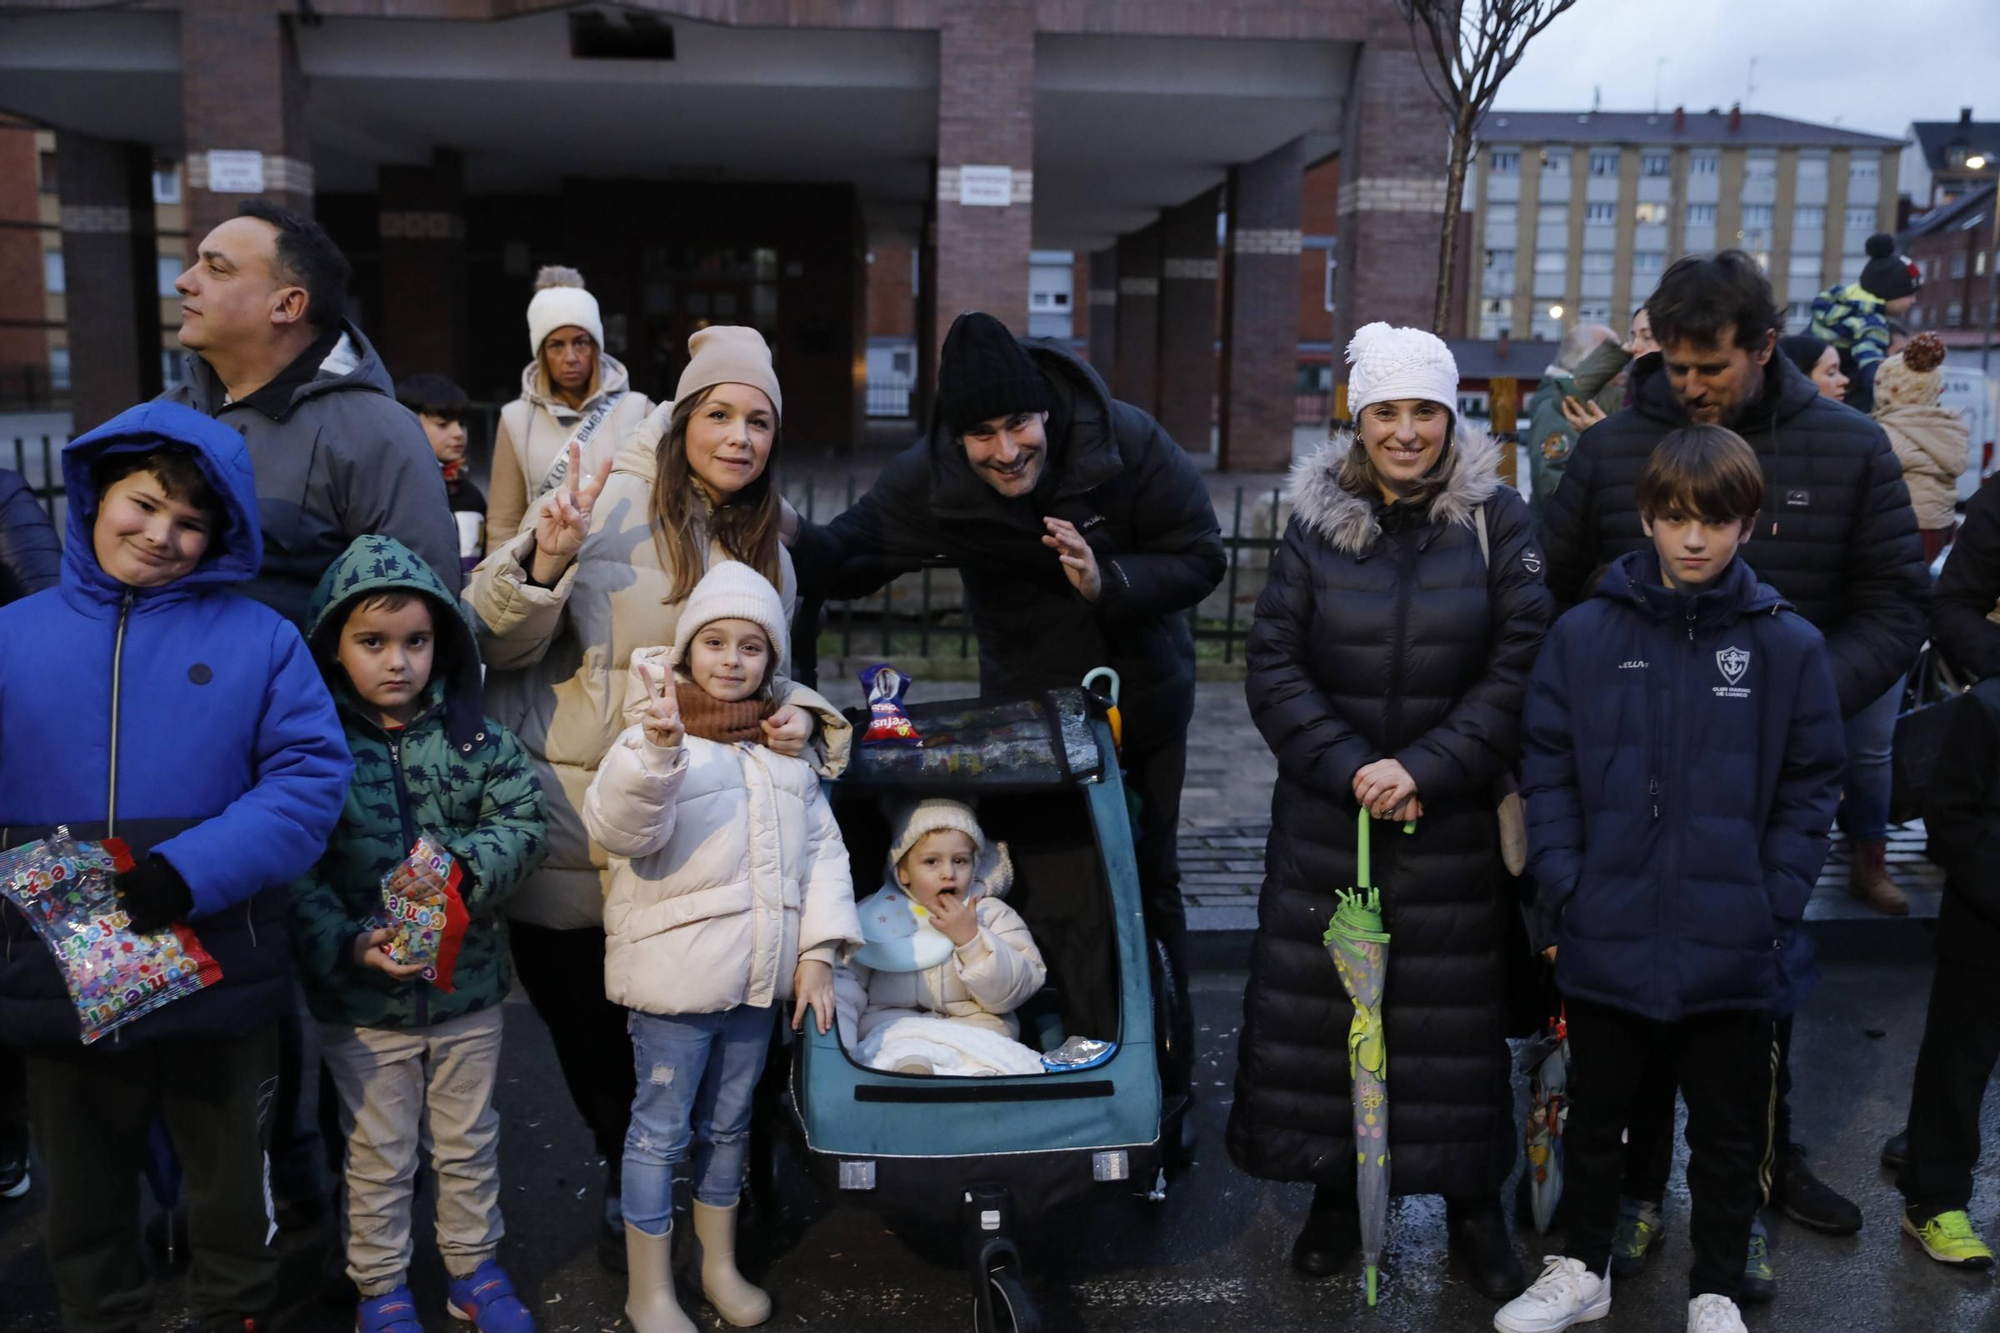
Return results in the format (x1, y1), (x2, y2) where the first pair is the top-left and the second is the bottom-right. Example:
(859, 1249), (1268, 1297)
(464, 522), (578, 671)
(796, 781), (861, 969)
(952, 898), (1047, 1017)
(582, 725), (687, 859)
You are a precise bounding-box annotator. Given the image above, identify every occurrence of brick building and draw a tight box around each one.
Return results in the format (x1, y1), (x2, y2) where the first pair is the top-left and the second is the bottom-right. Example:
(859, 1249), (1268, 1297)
(1902, 179), (2000, 355)
(1901, 108), (2000, 216)
(0, 0), (1458, 470)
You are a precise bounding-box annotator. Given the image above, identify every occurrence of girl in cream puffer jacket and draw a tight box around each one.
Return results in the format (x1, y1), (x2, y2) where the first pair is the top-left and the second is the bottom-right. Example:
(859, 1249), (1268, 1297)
(1874, 332), (1970, 559)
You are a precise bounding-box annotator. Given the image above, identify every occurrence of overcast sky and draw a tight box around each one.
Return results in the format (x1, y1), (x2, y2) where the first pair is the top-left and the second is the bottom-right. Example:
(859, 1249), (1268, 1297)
(1492, 0), (2000, 140)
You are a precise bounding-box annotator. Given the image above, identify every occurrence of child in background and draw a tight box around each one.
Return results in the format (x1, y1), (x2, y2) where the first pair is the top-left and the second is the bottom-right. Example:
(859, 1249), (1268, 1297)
(397, 372), (486, 574)
(1504, 426), (1844, 1333)
(834, 799), (1047, 1076)
(583, 561), (859, 1333)
(289, 534), (548, 1333)
(0, 402), (351, 1333)
(1872, 332), (1969, 564)
(1808, 233), (1922, 413)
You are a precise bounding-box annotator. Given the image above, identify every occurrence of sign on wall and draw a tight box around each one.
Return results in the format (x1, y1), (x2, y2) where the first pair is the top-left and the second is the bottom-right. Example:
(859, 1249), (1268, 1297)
(206, 151), (266, 193)
(958, 164), (1014, 208)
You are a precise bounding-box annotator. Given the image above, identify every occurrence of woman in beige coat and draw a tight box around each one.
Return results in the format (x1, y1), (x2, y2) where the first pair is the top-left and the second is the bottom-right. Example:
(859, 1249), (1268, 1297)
(464, 326), (829, 1268)
(1874, 332), (1970, 563)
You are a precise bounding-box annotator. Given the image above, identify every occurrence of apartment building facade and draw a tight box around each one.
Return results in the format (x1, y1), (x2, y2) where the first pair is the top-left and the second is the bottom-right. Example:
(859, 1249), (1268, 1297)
(1467, 108), (1903, 343)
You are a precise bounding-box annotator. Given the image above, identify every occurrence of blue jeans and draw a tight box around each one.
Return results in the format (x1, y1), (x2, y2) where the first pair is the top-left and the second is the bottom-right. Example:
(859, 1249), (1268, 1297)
(621, 1005), (775, 1233)
(1841, 676), (1905, 843)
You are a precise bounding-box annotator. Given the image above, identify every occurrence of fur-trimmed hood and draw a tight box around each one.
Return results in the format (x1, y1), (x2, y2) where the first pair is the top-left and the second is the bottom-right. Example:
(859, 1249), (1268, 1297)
(1288, 429), (1505, 555)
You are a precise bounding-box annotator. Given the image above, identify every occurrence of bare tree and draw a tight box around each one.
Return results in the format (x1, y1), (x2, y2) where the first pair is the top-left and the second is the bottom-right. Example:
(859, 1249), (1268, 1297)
(1397, 0), (1580, 334)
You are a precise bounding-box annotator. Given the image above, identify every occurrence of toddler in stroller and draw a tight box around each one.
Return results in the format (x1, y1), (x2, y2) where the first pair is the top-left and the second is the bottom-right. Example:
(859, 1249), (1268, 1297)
(835, 799), (1048, 1077)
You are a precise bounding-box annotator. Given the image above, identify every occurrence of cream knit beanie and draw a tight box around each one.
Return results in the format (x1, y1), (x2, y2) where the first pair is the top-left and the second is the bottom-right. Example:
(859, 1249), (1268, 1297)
(670, 560), (789, 672)
(1873, 331), (1947, 413)
(1346, 321), (1460, 417)
(677, 326), (784, 421)
(885, 798), (1015, 898)
(526, 265), (604, 357)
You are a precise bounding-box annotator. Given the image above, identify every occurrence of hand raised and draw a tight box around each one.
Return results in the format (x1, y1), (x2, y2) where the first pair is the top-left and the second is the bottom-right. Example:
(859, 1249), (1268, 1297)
(530, 441), (611, 582)
(927, 888), (979, 948)
(637, 663), (683, 749)
(1041, 517), (1103, 602)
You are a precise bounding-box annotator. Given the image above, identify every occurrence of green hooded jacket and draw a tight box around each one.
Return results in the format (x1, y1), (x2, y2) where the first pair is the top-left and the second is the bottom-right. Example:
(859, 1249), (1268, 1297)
(289, 535), (548, 1030)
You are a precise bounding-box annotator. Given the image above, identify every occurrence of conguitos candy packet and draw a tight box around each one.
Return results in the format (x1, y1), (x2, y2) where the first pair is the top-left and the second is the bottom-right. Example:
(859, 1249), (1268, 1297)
(859, 663), (921, 746)
(0, 827), (222, 1044)
(373, 835), (469, 992)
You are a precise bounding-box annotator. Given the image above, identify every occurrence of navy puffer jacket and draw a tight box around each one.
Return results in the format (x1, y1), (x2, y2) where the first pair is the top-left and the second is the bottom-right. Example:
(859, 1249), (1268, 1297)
(1521, 549), (1844, 1021)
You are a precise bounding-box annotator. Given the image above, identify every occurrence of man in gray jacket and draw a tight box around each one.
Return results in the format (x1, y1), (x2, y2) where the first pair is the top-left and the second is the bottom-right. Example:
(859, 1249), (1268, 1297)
(163, 199), (460, 624)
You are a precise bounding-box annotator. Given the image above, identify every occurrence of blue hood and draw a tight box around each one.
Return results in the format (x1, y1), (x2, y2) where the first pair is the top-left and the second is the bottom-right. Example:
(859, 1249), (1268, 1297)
(60, 400), (263, 602)
(1593, 547), (1788, 626)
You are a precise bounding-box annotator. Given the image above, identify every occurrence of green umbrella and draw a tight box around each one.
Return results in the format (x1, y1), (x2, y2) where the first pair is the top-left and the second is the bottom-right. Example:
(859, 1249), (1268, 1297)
(1323, 809), (1401, 1306)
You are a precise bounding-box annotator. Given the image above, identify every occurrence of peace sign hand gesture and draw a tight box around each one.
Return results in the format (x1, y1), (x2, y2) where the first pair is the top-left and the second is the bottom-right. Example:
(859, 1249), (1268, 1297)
(530, 441), (611, 585)
(636, 663), (684, 750)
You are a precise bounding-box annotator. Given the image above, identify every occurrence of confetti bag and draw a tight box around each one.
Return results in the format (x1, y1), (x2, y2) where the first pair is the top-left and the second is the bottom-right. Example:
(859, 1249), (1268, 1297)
(0, 827), (222, 1045)
(859, 663), (922, 746)
(371, 835), (469, 992)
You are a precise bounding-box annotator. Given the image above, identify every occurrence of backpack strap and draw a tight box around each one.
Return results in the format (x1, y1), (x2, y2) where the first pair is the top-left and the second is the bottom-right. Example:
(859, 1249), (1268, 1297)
(1473, 503), (1490, 568)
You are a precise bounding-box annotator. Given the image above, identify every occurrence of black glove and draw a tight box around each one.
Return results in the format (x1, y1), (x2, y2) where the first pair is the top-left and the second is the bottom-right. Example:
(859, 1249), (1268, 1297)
(115, 856), (195, 933)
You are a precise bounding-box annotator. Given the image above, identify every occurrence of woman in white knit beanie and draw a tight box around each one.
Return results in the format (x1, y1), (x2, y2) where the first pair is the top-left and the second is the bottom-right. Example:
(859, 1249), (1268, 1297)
(486, 265), (656, 542)
(1233, 321), (1552, 1299)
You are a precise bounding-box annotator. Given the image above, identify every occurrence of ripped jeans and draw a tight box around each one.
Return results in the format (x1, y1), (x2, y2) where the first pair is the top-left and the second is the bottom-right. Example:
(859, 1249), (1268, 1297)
(621, 1004), (776, 1233)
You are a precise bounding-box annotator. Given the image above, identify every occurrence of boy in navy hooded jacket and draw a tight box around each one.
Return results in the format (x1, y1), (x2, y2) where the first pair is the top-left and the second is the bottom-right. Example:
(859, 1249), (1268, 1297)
(0, 401), (351, 1333)
(1499, 426), (1843, 1333)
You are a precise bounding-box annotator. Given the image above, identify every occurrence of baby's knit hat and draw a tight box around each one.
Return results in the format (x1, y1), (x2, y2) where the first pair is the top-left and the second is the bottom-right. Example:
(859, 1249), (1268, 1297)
(670, 560), (789, 673)
(1860, 234), (1921, 302)
(526, 265), (604, 357)
(677, 326), (783, 422)
(884, 798), (1014, 900)
(1873, 331), (1948, 411)
(1345, 322), (1460, 417)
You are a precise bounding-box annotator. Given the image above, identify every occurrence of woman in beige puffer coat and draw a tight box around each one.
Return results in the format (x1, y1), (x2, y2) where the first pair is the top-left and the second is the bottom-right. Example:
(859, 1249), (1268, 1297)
(1874, 332), (1971, 563)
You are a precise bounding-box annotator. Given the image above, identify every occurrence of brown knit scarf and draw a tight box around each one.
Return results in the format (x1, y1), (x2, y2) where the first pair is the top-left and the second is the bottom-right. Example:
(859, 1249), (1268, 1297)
(675, 680), (777, 744)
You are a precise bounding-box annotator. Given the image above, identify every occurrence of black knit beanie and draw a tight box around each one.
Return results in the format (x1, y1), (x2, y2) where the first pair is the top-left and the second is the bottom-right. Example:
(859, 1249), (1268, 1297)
(939, 311), (1051, 435)
(1860, 233), (1920, 301)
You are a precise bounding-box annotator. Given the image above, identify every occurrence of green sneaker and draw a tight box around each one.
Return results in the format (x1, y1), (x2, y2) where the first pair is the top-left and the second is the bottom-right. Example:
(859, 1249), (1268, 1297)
(1610, 1198), (1664, 1279)
(1903, 1210), (1996, 1269)
(1741, 1217), (1776, 1303)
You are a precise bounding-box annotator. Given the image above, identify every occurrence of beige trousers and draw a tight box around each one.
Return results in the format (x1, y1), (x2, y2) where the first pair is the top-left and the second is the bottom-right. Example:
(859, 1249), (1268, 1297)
(321, 1007), (506, 1296)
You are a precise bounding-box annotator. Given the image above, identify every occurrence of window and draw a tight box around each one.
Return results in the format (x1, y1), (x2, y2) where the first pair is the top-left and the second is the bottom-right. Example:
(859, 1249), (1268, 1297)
(1948, 146), (1969, 170)
(1952, 253), (1968, 278)
(1581, 251), (1616, 273)
(1686, 203), (1717, 225)
(151, 164), (181, 206)
(1947, 302), (1964, 326)
(156, 256), (180, 297)
(1850, 155), (1880, 185)
(38, 149), (59, 194)
(1641, 152), (1671, 177)
(1690, 151), (1720, 175)
(1534, 250), (1567, 273)
(1634, 201), (1668, 226)
(42, 250), (63, 294)
(50, 347), (70, 392)
(1789, 254), (1822, 278)
(1485, 248), (1516, 271)
(1632, 251), (1666, 274)
(1540, 147), (1570, 174)
(1577, 301), (1612, 324)
(1796, 156), (1827, 181)
(1537, 202), (1569, 225)
(1742, 205), (1774, 228)
(161, 349), (188, 390)
(1588, 151), (1620, 177)
(1485, 203), (1518, 227)
(1845, 207), (1876, 237)
(1745, 154), (1778, 180)
(1585, 202), (1616, 224)
(891, 349), (913, 375)
(1794, 206), (1825, 229)
(1490, 149), (1520, 174)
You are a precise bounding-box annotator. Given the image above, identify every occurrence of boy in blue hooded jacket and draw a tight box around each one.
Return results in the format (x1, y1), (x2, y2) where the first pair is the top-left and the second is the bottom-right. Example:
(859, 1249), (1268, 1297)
(0, 401), (351, 1333)
(1499, 426), (1843, 1333)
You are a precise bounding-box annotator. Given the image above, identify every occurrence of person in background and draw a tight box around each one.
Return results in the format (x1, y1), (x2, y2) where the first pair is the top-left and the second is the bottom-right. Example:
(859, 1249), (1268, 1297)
(484, 266), (652, 545)
(1809, 233), (1922, 414)
(397, 372), (487, 576)
(1526, 321), (1618, 518)
(1872, 332), (1968, 565)
(1559, 303), (1661, 432)
(1777, 334), (1850, 403)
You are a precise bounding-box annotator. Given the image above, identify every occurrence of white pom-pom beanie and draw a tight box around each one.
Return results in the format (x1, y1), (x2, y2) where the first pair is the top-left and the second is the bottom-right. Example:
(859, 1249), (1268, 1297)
(669, 560), (789, 673)
(1346, 321), (1460, 417)
(526, 265), (604, 356)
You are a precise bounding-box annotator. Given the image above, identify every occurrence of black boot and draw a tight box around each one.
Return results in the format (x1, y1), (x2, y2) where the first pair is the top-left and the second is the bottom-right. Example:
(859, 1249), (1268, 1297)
(1446, 1194), (1526, 1300)
(1292, 1186), (1362, 1277)
(1881, 1131), (1909, 1173)
(1774, 1145), (1862, 1234)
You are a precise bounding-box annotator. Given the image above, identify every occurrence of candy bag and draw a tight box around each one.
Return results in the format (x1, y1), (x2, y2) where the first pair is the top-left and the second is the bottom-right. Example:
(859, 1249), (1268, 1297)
(0, 827), (222, 1044)
(859, 663), (921, 746)
(372, 835), (470, 992)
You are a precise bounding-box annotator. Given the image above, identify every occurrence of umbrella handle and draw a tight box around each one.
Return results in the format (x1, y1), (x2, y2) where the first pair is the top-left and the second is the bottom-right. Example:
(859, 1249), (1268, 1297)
(1356, 806), (1370, 889)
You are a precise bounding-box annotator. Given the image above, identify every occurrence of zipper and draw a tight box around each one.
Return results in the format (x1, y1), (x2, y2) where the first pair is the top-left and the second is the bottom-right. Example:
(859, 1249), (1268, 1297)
(1385, 533), (1418, 747)
(1654, 604), (1696, 1012)
(107, 589), (134, 836)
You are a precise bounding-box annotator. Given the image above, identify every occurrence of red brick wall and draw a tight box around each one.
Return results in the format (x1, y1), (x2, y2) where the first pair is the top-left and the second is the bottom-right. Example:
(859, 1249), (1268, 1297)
(867, 242), (916, 339)
(0, 118), (46, 391)
(1220, 136), (1305, 471)
(180, 6), (312, 256)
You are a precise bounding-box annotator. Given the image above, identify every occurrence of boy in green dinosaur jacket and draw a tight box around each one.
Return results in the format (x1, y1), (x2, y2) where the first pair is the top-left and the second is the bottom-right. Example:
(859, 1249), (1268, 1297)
(289, 535), (548, 1333)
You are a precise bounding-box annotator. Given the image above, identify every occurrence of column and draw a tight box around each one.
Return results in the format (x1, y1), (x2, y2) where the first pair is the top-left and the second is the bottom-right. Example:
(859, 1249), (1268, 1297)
(916, 195), (939, 426)
(180, 4), (313, 253)
(56, 132), (161, 431)
(931, 0), (1034, 360)
(1220, 136), (1304, 472)
(1114, 222), (1163, 411)
(1087, 245), (1118, 370)
(1157, 187), (1221, 455)
(1330, 43), (1448, 360)
(377, 150), (468, 384)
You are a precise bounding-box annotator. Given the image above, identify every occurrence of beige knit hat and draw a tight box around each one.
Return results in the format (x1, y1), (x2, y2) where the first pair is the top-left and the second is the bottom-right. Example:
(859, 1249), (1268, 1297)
(677, 326), (783, 422)
(885, 798), (1014, 899)
(526, 265), (604, 357)
(1873, 331), (1947, 412)
(670, 560), (789, 673)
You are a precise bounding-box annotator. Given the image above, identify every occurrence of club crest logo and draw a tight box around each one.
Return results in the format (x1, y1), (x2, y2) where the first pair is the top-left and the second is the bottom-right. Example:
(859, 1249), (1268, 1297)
(1716, 646), (1750, 686)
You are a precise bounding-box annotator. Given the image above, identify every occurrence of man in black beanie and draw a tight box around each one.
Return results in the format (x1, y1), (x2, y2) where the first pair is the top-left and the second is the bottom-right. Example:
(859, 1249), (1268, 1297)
(1808, 232), (1921, 413)
(792, 311), (1224, 1134)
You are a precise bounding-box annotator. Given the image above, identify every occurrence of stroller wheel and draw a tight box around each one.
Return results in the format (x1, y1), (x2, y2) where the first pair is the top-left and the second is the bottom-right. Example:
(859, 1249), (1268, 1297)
(973, 1267), (1040, 1333)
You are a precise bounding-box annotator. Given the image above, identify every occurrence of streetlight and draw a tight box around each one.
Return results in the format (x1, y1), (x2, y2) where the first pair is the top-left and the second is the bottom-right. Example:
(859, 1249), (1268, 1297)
(1971, 155), (1998, 374)
(1549, 304), (1565, 319)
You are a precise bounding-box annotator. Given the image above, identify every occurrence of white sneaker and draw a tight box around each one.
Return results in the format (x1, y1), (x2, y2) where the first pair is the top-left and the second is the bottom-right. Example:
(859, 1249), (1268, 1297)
(1686, 1294), (1748, 1332)
(1493, 1256), (1611, 1332)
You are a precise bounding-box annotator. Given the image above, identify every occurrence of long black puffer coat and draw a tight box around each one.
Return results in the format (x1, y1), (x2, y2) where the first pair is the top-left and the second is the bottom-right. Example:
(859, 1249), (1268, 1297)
(1539, 350), (1928, 717)
(1229, 433), (1552, 1196)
